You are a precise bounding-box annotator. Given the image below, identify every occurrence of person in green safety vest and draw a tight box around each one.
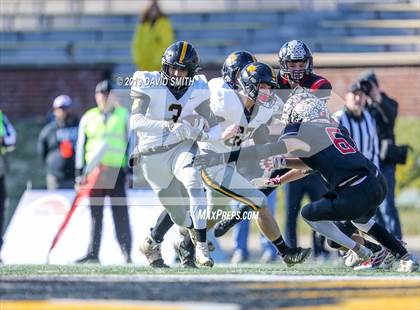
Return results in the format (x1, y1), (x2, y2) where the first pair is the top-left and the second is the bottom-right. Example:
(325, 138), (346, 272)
(0, 110), (16, 264)
(74, 80), (132, 264)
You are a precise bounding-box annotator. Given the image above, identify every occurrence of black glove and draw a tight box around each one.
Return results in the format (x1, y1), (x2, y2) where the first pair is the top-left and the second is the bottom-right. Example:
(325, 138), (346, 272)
(192, 149), (226, 169)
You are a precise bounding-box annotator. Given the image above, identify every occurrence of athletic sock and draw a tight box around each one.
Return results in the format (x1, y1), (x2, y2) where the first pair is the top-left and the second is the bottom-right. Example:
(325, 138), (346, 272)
(196, 228), (207, 243)
(272, 236), (291, 256)
(150, 210), (174, 243)
(304, 220), (357, 251)
(182, 232), (194, 250)
(367, 223), (407, 258)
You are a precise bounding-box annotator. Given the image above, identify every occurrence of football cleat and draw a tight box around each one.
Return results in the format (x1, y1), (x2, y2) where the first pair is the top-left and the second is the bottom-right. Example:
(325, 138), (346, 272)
(139, 235), (169, 268)
(353, 260), (373, 270)
(195, 242), (214, 267)
(282, 247), (312, 267)
(179, 227), (215, 252)
(353, 246), (388, 270)
(343, 251), (359, 267)
(397, 253), (419, 272)
(380, 252), (397, 270)
(353, 245), (373, 265)
(344, 245), (372, 268)
(214, 219), (236, 238)
(173, 238), (197, 269)
(380, 239), (407, 270)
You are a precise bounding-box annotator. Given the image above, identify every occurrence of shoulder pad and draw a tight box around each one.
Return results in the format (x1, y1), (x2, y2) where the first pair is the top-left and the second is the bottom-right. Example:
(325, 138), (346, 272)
(192, 74), (209, 90)
(130, 71), (162, 98)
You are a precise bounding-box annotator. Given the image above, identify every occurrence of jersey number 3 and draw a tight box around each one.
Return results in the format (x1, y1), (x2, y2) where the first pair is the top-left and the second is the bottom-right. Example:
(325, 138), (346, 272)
(169, 104), (182, 122)
(325, 127), (356, 155)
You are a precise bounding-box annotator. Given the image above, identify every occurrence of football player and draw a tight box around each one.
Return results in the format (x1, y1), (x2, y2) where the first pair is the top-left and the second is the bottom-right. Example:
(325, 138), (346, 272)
(197, 60), (311, 266)
(141, 51), (264, 268)
(193, 93), (419, 272)
(213, 40), (332, 239)
(142, 53), (311, 267)
(130, 41), (221, 268)
(277, 39), (331, 103)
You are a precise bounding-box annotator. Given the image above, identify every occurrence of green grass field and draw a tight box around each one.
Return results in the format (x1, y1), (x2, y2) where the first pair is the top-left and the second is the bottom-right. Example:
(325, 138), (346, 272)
(1, 263), (419, 277)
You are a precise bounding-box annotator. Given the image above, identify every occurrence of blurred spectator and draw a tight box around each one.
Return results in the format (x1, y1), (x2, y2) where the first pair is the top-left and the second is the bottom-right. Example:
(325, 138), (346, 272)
(74, 80), (132, 264)
(38, 95), (79, 189)
(0, 110), (16, 263)
(132, 0), (174, 71)
(359, 70), (406, 239)
(333, 82), (380, 168)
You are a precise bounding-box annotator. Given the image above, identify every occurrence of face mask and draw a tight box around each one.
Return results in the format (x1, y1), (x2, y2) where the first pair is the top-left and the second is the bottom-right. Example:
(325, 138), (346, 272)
(257, 88), (272, 104)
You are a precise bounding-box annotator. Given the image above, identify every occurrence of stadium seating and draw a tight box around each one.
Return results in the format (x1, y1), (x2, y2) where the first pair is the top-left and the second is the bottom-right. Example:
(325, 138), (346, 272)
(0, 0), (419, 77)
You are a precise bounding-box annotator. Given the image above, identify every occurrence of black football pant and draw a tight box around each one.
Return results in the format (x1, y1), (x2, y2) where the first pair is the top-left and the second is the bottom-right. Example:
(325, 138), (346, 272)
(87, 170), (132, 262)
(300, 171), (387, 224)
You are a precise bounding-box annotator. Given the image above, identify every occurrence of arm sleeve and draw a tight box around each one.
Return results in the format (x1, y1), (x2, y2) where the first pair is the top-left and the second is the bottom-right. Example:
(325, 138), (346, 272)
(224, 141), (287, 163)
(130, 93), (170, 133)
(380, 94), (398, 125)
(195, 99), (221, 141)
(75, 115), (87, 174)
(252, 124), (271, 144)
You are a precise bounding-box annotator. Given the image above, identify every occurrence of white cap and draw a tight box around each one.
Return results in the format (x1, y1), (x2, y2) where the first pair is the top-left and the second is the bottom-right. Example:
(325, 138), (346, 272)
(53, 95), (72, 109)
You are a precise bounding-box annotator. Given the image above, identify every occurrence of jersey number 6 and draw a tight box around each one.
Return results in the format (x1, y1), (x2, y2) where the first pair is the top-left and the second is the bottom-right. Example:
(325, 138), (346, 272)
(326, 127), (357, 155)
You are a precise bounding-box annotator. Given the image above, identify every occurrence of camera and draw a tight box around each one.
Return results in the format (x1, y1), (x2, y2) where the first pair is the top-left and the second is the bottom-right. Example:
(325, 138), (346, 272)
(358, 79), (373, 96)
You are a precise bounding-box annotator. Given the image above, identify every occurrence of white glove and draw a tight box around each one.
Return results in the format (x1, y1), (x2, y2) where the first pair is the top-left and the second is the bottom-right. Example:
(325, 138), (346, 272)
(251, 176), (282, 189)
(191, 118), (207, 131)
(192, 118), (210, 141)
(259, 155), (287, 171)
(170, 120), (201, 141)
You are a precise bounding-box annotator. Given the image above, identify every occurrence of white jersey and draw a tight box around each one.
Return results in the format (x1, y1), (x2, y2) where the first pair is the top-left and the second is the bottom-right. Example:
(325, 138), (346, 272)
(200, 77), (274, 153)
(130, 71), (210, 149)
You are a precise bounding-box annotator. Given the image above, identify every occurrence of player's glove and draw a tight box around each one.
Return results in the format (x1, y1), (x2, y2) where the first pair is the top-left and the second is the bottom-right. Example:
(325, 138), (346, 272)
(259, 155), (287, 171)
(250, 176), (282, 188)
(169, 120), (201, 141)
(192, 149), (226, 170)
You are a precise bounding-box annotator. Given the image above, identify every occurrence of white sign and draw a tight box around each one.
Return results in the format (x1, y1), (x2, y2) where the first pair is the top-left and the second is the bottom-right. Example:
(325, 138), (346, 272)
(1, 189), (180, 265)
